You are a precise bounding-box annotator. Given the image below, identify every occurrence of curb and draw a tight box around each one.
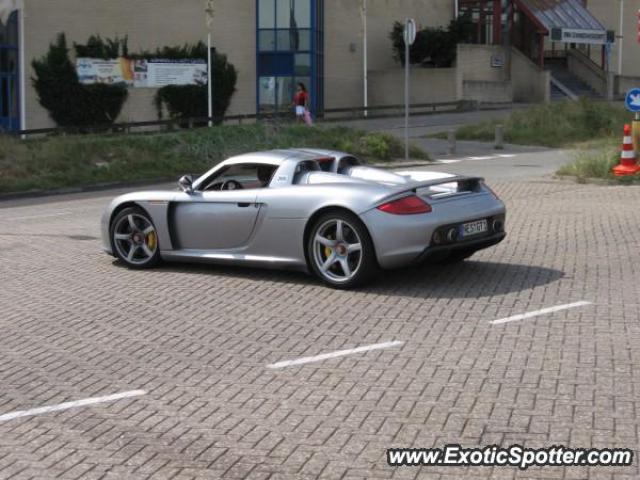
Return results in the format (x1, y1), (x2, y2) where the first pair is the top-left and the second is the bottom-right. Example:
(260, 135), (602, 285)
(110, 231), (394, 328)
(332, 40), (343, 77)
(373, 161), (434, 170)
(0, 178), (175, 202)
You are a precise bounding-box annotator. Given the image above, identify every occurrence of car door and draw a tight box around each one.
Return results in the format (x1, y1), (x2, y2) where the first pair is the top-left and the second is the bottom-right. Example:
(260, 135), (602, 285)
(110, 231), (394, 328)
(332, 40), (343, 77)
(171, 189), (260, 250)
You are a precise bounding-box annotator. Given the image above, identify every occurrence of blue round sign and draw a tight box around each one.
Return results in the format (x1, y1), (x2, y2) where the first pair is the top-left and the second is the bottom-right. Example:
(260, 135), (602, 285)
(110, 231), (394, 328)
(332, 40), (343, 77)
(625, 88), (640, 113)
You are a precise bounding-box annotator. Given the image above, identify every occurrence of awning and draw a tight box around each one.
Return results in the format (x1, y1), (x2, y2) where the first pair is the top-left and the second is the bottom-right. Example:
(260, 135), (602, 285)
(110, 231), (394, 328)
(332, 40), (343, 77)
(0, 0), (22, 23)
(516, 0), (608, 44)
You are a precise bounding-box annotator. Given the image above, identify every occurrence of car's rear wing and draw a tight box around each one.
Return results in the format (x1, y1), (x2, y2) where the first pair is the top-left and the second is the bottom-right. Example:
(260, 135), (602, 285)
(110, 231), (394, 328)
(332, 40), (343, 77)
(381, 175), (485, 203)
(371, 176), (485, 210)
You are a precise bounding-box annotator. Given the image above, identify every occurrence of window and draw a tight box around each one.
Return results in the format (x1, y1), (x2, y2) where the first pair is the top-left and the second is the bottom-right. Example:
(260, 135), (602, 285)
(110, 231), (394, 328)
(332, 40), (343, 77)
(257, 0), (322, 115)
(0, 11), (19, 131)
(201, 164), (278, 191)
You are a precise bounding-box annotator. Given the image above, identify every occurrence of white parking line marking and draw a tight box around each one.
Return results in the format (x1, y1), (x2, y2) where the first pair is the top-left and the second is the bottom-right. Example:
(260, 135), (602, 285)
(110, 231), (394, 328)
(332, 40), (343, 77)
(436, 154), (520, 164)
(267, 341), (404, 369)
(490, 301), (592, 325)
(467, 156), (494, 161)
(0, 390), (146, 423)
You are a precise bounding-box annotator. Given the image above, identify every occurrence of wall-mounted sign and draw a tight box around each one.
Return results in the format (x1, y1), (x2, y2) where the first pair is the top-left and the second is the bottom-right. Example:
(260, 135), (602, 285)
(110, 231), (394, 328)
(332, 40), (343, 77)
(76, 58), (129, 85)
(550, 27), (608, 45)
(76, 58), (207, 88)
(491, 54), (504, 68)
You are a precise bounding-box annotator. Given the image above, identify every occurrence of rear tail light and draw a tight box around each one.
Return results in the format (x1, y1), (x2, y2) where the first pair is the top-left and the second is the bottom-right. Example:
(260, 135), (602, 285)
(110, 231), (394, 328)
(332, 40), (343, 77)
(377, 195), (432, 215)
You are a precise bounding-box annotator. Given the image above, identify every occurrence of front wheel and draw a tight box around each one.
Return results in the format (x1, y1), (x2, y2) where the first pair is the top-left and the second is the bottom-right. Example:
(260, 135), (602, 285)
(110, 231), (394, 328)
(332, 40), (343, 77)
(110, 207), (161, 269)
(307, 211), (378, 289)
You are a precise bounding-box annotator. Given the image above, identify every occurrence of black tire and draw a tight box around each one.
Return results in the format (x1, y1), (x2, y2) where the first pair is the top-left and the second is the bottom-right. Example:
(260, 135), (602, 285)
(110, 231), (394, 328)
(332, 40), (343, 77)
(440, 248), (476, 264)
(307, 211), (378, 289)
(110, 206), (161, 269)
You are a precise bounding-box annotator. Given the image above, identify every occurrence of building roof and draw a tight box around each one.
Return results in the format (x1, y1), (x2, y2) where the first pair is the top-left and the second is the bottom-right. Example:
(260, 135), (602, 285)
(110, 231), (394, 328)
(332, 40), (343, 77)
(518, 0), (605, 32)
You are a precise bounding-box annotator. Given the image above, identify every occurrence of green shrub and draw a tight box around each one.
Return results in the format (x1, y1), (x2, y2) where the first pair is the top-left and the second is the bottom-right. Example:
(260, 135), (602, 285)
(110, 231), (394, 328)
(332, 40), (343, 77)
(455, 99), (630, 147)
(74, 35), (129, 58)
(557, 145), (620, 180)
(361, 133), (391, 159)
(390, 15), (475, 67)
(154, 50), (237, 124)
(33, 35), (237, 129)
(0, 124), (430, 193)
(32, 33), (128, 128)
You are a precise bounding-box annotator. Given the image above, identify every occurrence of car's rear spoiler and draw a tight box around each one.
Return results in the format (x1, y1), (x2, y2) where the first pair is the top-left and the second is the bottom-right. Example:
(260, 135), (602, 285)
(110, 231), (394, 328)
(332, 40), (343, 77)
(380, 175), (484, 207)
(412, 175), (484, 192)
(381, 175), (485, 202)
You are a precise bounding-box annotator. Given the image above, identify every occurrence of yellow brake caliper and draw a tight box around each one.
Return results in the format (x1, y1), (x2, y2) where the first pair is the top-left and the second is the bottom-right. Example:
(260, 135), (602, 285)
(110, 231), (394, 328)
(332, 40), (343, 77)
(146, 231), (157, 251)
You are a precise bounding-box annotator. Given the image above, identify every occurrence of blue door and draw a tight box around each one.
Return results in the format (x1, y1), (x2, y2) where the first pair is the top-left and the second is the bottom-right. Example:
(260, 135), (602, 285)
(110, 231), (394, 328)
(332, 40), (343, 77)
(0, 11), (19, 132)
(256, 0), (323, 117)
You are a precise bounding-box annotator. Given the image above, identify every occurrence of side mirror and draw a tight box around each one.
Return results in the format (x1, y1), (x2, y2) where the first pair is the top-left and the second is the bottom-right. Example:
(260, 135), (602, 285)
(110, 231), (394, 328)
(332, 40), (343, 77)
(178, 175), (194, 194)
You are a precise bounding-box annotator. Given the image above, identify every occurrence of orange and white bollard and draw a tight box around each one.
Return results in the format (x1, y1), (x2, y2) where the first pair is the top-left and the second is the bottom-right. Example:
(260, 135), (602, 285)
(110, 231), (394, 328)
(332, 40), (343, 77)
(612, 124), (640, 176)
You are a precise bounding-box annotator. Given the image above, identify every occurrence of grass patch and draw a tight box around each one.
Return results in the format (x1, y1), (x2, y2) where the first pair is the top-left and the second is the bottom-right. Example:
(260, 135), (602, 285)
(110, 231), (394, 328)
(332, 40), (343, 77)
(557, 142), (640, 183)
(451, 99), (630, 148)
(0, 124), (428, 194)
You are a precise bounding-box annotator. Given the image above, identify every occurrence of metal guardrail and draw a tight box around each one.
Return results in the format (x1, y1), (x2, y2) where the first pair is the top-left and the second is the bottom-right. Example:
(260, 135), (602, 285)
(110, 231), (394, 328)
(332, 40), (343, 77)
(10, 100), (478, 138)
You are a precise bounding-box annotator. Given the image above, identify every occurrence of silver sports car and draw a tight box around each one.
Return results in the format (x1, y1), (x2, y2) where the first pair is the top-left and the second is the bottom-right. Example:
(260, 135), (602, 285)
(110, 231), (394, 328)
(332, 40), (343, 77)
(101, 149), (506, 288)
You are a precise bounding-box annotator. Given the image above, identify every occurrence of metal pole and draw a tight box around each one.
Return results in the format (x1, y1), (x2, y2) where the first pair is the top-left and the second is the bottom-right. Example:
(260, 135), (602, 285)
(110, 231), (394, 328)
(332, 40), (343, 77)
(404, 22), (409, 161)
(19, 7), (26, 137)
(494, 124), (504, 150)
(618, 0), (624, 75)
(447, 129), (456, 155)
(455, 0), (459, 18)
(207, 32), (213, 127)
(363, 0), (368, 118)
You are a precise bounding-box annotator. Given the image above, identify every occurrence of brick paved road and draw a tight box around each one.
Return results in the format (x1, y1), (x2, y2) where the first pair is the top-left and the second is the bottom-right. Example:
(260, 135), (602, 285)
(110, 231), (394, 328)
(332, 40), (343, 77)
(0, 155), (639, 479)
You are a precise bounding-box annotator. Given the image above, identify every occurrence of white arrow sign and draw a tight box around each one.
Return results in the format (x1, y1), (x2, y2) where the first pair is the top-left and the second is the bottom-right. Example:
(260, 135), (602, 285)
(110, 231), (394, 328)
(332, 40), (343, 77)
(404, 18), (417, 46)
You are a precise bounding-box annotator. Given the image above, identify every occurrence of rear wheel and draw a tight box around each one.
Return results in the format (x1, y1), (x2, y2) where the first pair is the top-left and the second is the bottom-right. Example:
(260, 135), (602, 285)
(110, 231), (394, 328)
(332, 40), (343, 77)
(307, 211), (378, 289)
(110, 207), (161, 269)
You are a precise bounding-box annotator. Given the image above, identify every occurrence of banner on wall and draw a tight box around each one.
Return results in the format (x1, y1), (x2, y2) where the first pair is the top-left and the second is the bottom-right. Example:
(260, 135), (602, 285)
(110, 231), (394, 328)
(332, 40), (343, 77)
(76, 58), (208, 88)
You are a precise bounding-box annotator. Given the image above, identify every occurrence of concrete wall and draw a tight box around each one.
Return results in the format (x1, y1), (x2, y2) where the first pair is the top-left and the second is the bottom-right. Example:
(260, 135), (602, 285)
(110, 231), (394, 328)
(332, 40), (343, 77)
(586, 0), (640, 78)
(368, 68), (458, 106)
(21, 0), (457, 129)
(456, 44), (509, 83)
(324, 0), (455, 110)
(617, 75), (640, 96)
(511, 47), (549, 103)
(456, 44), (512, 103)
(462, 81), (512, 103)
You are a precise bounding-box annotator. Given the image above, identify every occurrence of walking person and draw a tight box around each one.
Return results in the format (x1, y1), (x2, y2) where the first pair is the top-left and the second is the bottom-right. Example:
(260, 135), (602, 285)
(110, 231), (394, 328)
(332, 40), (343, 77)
(293, 82), (310, 125)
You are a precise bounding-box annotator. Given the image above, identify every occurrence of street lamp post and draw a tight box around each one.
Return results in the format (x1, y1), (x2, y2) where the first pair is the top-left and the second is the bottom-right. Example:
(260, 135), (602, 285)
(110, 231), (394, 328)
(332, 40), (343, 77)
(361, 0), (368, 118)
(205, 1), (215, 127)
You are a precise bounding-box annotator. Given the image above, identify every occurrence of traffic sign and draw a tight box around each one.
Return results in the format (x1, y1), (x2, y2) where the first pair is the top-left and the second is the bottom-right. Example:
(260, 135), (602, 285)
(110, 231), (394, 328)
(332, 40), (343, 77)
(403, 18), (417, 46)
(624, 88), (640, 112)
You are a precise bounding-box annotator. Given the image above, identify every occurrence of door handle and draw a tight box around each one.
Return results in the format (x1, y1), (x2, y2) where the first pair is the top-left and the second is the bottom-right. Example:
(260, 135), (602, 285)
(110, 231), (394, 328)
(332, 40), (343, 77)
(237, 202), (251, 208)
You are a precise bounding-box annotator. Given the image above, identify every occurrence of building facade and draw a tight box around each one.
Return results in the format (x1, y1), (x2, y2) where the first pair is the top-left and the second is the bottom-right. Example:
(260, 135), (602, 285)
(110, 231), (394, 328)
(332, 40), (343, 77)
(0, 0), (454, 131)
(0, 0), (637, 132)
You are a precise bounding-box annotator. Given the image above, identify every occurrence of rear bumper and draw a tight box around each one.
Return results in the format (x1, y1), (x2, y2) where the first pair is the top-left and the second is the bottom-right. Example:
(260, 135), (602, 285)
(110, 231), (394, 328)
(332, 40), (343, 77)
(361, 193), (506, 269)
(416, 231), (506, 263)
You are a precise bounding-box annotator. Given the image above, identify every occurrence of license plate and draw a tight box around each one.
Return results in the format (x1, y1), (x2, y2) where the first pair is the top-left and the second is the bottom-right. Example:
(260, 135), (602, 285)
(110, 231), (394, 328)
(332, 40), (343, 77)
(461, 219), (488, 238)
